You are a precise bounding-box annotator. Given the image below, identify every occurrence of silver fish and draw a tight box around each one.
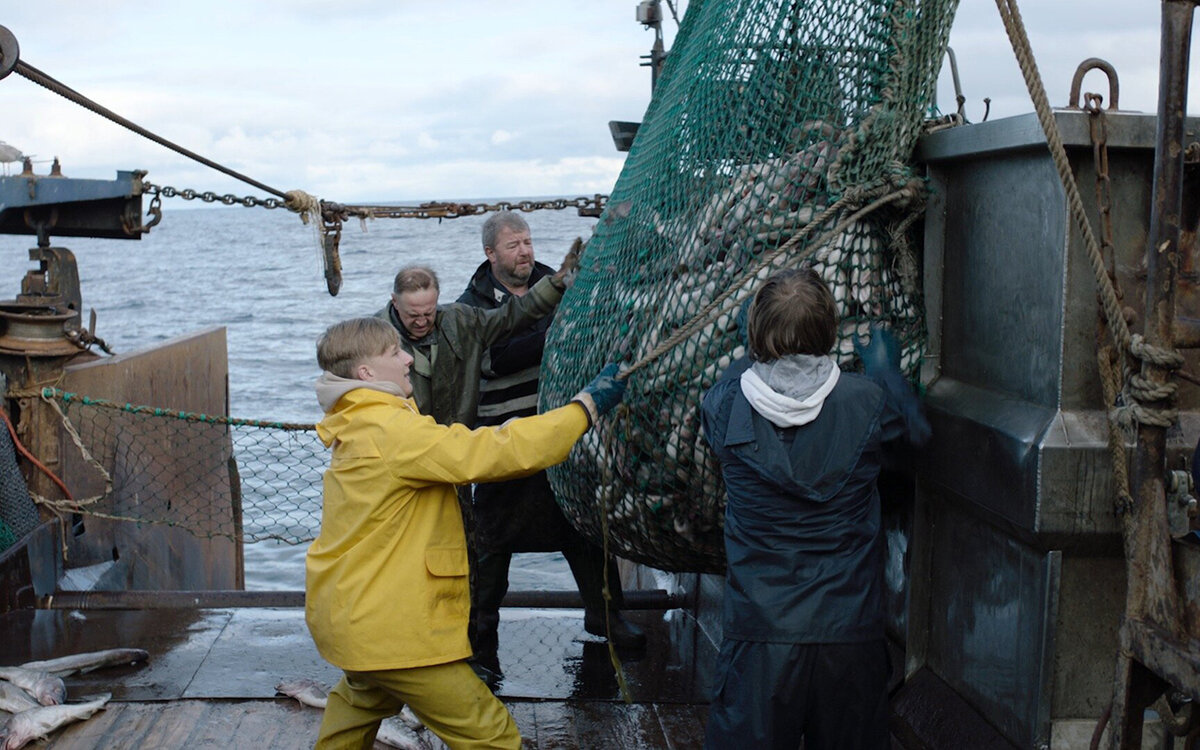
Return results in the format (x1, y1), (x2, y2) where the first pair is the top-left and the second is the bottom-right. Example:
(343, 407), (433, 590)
(0, 669), (64, 707)
(0, 682), (38, 714)
(275, 679), (436, 750)
(0, 694), (110, 750)
(274, 678), (327, 709)
(19, 648), (149, 677)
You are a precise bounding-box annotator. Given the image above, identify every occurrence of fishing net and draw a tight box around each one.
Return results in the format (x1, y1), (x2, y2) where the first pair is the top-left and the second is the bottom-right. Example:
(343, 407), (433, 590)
(29, 389), (325, 545)
(0, 419), (39, 554)
(542, 0), (958, 573)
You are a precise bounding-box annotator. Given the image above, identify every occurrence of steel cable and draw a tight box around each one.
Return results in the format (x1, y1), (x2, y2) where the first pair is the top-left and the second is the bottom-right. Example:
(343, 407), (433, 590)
(14, 59), (290, 200)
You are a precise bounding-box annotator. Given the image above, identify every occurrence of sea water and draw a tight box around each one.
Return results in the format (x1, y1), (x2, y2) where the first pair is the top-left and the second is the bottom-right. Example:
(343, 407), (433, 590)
(0, 203), (598, 590)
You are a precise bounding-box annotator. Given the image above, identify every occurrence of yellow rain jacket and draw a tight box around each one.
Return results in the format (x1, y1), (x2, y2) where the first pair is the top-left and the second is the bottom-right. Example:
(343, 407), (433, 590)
(306, 387), (589, 671)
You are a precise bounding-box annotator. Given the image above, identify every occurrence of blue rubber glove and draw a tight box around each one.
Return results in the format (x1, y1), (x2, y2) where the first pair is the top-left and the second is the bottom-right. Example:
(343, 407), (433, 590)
(855, 325), (932, 447)
(735, 296), (753, 347)
(854, 325), (901, 377)
(580, 363), (627, 417)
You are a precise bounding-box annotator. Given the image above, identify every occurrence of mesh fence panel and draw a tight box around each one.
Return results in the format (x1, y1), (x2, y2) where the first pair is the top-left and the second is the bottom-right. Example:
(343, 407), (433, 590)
(42, 391), (324, 544)
(542, 0), (958, 573)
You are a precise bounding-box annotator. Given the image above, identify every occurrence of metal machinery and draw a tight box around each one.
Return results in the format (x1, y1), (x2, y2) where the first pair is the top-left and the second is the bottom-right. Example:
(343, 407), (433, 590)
(0, 165), (144, 380)
(907, 67), (1200, 750)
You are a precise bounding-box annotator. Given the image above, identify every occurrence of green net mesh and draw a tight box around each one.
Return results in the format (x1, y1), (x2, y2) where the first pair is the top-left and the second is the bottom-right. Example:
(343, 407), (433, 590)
(37, 390), (324, 544)
(542, 0), (959, 573)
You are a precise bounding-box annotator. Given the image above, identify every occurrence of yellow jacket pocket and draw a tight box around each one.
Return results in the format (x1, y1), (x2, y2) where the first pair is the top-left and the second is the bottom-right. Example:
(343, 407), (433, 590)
(425, 546), (468, 577)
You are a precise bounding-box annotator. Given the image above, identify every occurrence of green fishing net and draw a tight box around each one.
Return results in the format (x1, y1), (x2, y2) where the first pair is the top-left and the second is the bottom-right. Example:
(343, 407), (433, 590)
(542, 0), (958, 573)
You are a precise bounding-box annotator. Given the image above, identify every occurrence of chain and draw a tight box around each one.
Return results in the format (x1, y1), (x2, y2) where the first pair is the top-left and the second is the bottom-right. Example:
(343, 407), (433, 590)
(1085, 91), (1136, 514)
(141, 182), (608, 220)
(322, 194), (609, 221)
(1085, 94), (1117, 276)
(142, 181), (289, 210)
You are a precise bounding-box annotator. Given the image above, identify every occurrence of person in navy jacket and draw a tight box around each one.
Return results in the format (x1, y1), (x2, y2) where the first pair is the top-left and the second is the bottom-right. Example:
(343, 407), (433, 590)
(701, 267), (930, 750)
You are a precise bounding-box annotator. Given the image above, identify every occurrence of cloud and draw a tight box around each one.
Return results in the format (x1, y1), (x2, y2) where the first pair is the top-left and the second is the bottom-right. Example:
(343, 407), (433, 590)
(0, 0), (1187, 205)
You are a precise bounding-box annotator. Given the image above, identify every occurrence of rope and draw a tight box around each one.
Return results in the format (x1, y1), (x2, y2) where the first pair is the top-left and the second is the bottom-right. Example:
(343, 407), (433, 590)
(2, 399), (82, 558)
(993, 0), (1183, 430)
(14, 59), (295, 202)
(599, 406), (633, 704)
(14, 388), (316, 431)
(38, 392), (112, 508)
(9, 387), (311, 546)
(619, 179), (921, 380)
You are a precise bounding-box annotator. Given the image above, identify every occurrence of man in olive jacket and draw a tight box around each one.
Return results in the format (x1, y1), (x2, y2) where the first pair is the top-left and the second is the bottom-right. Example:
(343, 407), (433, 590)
(375, 254), (577, 428)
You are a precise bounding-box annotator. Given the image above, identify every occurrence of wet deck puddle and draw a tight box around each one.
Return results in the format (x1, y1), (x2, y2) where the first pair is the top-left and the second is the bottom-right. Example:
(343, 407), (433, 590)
(0, 606), (712, 704)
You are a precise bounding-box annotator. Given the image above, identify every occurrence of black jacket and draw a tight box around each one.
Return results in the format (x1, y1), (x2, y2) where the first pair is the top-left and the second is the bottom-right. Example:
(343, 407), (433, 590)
(457, 260), (558, 426)
(458, 259), (580, 552)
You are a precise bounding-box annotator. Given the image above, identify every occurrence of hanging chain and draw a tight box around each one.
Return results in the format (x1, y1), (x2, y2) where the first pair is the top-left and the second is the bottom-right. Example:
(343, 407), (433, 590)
(1085, 92), (1135, 514)
(1085, 93), (1117, 277)
(141, 181), (608, 221)
(322, 194), (609, 222)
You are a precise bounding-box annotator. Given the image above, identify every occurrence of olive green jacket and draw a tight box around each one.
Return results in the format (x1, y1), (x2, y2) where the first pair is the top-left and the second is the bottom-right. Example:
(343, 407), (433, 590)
(376, 275), (563, 427)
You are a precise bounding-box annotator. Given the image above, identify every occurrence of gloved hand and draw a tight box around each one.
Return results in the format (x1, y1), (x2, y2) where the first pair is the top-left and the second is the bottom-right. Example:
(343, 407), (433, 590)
(552, 237), (585, 290)
(735, 295), (753, 347)
(572, 362), (627, 425)
(854, 325), (901, 377)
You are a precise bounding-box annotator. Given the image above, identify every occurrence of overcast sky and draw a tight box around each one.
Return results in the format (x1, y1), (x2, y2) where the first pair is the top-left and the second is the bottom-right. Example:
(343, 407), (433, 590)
(0, 1), (1191, 204)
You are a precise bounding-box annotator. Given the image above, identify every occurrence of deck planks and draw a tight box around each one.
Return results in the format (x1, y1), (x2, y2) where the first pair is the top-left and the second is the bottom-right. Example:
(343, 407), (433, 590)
(653, 703), (710, 750)
(29, 698), (707, 749)
(133, 700), (212, 749)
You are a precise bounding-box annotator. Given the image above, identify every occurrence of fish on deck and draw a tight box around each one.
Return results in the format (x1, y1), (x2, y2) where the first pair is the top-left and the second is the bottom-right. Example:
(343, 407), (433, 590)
(0, 668), (64, 707)
(0, 682), (38, 715)
(19, 648), (149, 678)
(0, 694), (110, 750)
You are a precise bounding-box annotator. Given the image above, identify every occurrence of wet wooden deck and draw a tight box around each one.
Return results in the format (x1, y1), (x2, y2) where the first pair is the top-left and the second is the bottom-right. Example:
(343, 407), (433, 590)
(34, 697), (709, 749)
(0, 606), (713, 749)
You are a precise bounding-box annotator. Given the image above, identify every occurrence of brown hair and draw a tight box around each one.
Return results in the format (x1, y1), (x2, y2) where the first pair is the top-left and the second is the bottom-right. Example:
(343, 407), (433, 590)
(316, 317), (400, 379)
(747, 267), (838, 361)
(392, 265), (440, 295)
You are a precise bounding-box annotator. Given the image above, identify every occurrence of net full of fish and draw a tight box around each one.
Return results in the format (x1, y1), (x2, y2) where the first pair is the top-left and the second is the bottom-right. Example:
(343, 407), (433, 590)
(539, 0), (960, 574)
(547, 128), (924, 574)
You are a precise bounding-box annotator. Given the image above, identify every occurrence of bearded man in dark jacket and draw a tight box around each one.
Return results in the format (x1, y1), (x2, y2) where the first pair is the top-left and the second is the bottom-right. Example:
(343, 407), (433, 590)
(457, 211), (646, 677)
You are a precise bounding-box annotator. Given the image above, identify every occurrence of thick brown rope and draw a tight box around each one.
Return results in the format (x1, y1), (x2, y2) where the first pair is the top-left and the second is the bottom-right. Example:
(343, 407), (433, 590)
(994, 0), (1184, 432)
(992, 0), (1132, 352)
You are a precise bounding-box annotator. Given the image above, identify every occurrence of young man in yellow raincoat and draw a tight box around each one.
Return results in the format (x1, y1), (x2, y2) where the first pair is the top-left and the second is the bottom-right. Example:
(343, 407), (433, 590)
(306, 316), (625, 749)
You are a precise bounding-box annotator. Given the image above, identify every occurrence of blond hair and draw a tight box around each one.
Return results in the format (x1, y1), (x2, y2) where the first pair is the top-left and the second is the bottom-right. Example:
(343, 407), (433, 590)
(316, 317), (400, 379)
(748, 268), (838, 361)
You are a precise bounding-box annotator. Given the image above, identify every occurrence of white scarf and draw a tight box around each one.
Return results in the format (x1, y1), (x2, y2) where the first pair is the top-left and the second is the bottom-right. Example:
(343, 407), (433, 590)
(739, 354), (840, 428)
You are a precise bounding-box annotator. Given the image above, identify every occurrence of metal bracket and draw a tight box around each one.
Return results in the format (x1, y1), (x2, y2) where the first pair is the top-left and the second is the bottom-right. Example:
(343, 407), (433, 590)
(1069, 57), (1120, 110)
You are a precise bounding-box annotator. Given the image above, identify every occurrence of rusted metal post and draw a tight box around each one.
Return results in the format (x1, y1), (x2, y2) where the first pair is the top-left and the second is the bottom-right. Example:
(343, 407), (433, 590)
(1108, 2), (1197, 747)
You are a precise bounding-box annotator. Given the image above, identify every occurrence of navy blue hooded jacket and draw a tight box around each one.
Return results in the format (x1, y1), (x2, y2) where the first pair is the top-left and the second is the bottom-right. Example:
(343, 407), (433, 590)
(701, 360), (928, 643)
